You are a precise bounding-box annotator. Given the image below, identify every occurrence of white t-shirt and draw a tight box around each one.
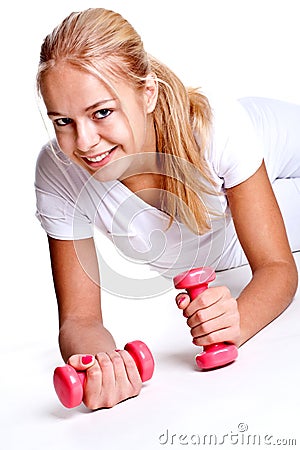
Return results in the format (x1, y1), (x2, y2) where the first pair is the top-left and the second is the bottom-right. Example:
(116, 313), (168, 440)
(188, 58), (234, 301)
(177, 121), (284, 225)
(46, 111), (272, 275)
(35, 98), (263, 277)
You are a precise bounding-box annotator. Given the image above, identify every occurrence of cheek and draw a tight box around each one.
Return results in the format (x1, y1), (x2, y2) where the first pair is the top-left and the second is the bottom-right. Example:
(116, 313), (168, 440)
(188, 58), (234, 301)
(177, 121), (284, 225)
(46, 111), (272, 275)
(114, 109), (145, 148)
(111, 121), (133, 144)
(124, 118), (146, 151)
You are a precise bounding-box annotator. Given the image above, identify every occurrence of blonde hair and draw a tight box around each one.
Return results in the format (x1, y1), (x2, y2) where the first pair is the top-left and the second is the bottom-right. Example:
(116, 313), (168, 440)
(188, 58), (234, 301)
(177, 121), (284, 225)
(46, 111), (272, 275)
(37, 8), (216, 234)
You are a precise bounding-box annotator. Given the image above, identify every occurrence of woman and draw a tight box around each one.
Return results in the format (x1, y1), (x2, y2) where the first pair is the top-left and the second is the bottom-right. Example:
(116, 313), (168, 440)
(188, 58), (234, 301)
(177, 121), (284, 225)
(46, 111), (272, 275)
(35, 8), (299, 409)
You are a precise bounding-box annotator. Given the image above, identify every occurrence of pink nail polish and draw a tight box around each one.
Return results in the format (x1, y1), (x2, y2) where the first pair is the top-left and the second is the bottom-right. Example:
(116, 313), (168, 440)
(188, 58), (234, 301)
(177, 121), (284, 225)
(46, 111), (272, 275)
(81, 355), (93, 365)
(177, 296), (186, 306)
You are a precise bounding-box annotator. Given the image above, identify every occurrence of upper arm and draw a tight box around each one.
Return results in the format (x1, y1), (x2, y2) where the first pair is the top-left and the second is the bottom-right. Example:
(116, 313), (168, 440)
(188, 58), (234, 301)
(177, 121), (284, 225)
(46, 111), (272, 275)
(48, 236), (102, 326)
(225, 161), (294, 271)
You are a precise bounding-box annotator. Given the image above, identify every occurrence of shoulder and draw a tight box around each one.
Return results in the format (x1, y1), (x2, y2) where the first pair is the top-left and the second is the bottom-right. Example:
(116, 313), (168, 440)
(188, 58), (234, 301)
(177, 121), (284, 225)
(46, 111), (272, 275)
(207, 96), (264, 189)
(34, 141), (95, 239)
(210, 96), (259, 151)
(35, 140), (70, 175)
(35, 140), (91, 197)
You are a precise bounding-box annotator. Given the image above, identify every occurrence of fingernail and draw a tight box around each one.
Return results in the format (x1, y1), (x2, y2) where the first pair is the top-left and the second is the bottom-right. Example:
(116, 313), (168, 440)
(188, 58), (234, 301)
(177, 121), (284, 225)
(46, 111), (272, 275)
(177, 296), (186, 307)
(81, 355), (93, 365)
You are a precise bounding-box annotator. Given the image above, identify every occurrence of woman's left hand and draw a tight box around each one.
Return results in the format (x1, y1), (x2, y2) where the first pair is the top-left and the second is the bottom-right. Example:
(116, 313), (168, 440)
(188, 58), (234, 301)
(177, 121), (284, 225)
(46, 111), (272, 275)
(176, 286), (241, 347)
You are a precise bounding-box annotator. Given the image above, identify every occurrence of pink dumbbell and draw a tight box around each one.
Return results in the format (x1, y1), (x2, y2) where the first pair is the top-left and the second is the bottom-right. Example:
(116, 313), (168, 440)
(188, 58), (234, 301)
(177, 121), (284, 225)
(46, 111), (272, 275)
(53, 340), (155, 408)
(173, 267), (238, 370)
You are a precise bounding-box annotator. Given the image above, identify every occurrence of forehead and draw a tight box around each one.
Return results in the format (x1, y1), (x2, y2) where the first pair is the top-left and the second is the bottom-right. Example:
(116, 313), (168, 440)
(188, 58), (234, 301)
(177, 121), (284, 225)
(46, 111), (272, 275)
(40, 62), (142, 116)
(41, 63), (114, 103)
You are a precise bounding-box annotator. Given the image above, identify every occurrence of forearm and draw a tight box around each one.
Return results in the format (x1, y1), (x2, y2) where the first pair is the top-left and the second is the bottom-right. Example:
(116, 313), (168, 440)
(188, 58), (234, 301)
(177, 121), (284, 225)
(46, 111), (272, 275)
(58, 317), (116, 362)
(237, 260), (298, 345)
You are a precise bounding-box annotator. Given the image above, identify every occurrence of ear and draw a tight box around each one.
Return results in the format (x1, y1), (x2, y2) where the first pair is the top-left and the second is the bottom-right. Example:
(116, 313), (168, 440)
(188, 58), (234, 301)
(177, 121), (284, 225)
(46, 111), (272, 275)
(144, 73), (158, 113)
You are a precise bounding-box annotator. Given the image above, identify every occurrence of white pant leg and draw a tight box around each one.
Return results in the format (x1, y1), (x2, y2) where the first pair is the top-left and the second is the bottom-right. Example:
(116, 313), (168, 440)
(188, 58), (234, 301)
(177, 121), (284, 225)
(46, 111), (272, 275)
(239, 97), (300, 252)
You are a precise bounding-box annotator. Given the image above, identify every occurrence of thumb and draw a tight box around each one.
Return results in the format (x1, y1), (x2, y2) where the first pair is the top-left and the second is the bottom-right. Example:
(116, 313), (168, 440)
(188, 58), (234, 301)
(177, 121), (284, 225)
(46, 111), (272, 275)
(176, 293), (190, 310)
(67, 354), (95, 370)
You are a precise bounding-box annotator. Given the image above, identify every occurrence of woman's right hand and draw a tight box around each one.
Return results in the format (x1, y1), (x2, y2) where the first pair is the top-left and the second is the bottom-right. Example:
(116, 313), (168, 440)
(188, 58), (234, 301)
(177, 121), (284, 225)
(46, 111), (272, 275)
(67, 350), (143, 410)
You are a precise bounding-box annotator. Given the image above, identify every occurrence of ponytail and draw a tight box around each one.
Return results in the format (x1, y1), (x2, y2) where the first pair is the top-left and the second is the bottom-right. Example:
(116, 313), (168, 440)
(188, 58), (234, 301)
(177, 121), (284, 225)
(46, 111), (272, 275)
(37, 8), (217, 235)
(149, 55), (215, 234)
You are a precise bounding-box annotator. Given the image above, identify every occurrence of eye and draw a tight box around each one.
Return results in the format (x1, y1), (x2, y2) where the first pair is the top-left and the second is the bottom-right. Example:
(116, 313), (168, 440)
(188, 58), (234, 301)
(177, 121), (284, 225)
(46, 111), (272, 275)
(94, 109), (112, 119)
(54, 117), (73, 127)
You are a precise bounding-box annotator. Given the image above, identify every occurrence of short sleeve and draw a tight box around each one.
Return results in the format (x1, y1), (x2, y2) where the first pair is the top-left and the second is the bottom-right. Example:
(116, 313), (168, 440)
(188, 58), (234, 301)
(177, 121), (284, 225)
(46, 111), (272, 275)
(34, 143), (94, 240)
(35, 189), (94, 240)
(208, 98), (264, 189)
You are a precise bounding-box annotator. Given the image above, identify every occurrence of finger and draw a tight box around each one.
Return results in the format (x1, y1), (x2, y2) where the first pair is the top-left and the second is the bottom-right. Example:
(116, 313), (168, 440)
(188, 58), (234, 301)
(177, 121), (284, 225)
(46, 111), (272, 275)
(96, 352), (116, 393)
(117, 349), (142, 390)
(107, 350), (129, 385)
(98, 351), (141, 407)
(192, 324), (240, 347)
(115, 350), (142, 397)
(190, 313), (229, 340)
(83, 353), (117, 409)
(175, 293), (190, 310)
(82, 359), (103, 410)
(187, 294), (238, 329)
(190, 312), (240, 345)
(67, 354), (95, 370)
(187, 301), (225, 328)
(183, 291), (220, 318)
(183, 286), (230, 318)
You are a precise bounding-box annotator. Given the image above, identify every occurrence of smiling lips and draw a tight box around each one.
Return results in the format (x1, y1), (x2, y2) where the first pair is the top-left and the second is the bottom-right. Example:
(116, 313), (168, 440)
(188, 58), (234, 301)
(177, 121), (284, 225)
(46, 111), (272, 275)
(85, 151), (110, 163)
(81, 146), (116, 166)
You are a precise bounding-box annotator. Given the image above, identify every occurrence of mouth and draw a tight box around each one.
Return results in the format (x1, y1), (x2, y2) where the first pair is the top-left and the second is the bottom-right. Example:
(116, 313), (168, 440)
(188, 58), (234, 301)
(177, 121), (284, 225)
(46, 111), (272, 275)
(81, 146), (117, 168)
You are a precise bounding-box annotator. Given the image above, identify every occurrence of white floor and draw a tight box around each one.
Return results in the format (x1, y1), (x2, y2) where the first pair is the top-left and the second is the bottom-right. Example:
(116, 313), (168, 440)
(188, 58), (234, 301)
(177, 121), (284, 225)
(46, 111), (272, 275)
(2, 252), (299, 450)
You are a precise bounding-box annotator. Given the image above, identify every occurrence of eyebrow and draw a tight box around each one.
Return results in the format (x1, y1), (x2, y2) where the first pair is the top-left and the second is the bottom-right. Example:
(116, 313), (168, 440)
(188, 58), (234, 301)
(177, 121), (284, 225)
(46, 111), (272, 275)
(47, 98), (116, 117)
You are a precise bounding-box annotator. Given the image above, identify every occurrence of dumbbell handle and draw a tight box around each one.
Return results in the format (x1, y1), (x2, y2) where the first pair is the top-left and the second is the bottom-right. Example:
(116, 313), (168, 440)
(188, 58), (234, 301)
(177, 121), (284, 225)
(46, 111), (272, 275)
(173, 267), (238, 370)
(53, 340), (154, 408)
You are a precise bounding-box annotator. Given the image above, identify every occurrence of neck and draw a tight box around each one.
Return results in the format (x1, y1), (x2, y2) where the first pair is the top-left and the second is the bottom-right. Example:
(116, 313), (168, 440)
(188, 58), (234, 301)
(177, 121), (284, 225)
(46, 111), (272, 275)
(120, 115), (163, 206)
(121, 155), (163, 208)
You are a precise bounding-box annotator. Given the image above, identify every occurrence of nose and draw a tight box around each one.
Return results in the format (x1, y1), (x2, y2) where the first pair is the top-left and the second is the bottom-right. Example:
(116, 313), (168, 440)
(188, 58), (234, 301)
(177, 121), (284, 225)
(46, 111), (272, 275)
(75, 121), (100, 153)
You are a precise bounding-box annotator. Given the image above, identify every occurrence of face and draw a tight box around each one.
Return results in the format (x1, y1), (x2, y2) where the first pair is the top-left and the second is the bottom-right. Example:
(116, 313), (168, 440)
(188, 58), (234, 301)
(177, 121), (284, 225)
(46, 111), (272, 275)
(40, 63), (158, 182)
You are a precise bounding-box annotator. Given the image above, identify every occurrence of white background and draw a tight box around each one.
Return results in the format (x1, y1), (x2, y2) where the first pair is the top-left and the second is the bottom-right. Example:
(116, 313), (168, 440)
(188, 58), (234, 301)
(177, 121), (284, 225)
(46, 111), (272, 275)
(1, 1), (299, 449)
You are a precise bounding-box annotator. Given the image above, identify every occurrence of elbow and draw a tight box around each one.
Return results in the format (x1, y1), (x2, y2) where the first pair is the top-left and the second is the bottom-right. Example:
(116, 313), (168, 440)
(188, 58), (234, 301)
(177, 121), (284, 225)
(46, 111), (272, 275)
(289, 257), (298, 300)
(279, 256), (298, 308)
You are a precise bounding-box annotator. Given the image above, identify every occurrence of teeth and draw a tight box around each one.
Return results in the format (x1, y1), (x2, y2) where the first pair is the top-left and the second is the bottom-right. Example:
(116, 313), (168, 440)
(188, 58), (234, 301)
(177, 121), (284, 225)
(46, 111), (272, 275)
(86, 151), (110, 162)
